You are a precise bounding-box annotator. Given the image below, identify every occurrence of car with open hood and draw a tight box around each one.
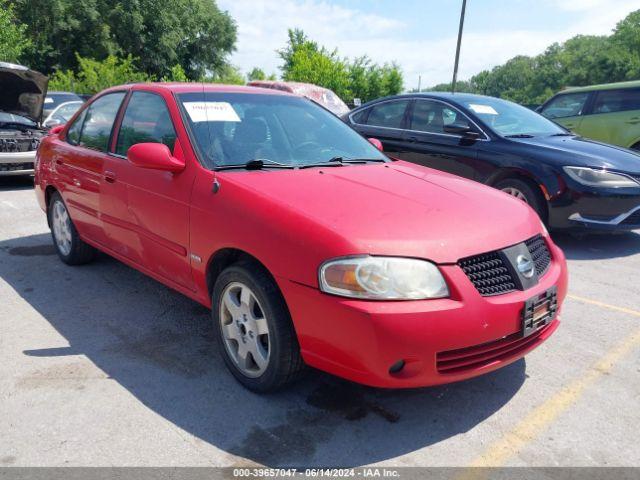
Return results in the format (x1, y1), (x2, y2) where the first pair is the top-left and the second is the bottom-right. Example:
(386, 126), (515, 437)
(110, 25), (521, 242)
(0, 62), (48, 176)
(345, 92), (640, 231)
(34, 83), (567, 392)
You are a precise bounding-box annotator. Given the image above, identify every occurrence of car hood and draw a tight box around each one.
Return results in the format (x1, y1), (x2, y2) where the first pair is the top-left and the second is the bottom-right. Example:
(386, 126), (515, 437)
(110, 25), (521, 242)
(0, 62), (48, 123)
(228, 161), (541, 264)
(508, 134), (640, 174)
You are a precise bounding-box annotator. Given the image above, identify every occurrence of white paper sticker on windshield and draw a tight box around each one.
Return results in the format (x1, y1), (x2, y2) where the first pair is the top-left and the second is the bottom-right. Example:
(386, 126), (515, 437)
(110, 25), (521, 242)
(468, 104), (498, 115)
(184, 102), (241, 122)
(44, 97), (54, 104)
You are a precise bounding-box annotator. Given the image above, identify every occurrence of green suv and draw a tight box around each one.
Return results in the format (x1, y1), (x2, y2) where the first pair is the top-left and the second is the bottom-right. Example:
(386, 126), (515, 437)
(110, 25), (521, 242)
(539, 80), (640, 151)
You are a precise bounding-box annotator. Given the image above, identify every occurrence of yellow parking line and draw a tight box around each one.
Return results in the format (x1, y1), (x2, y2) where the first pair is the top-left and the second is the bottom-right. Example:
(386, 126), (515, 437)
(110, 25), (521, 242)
(456, 295), (640, 478)
(568, 294), (640, 317)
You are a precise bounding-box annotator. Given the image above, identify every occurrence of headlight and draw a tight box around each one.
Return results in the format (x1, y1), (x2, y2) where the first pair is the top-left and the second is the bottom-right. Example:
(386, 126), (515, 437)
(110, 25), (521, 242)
(563, 166), (638, 188)
(319, 256), (449, 300)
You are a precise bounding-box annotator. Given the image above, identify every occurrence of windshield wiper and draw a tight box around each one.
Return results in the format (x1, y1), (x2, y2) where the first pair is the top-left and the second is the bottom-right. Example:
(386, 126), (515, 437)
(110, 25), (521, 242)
(549, 132), (574, 137)
(213, 159), (295, 171)
(298, 156), (386, 169)
(505, 133), (535, 138)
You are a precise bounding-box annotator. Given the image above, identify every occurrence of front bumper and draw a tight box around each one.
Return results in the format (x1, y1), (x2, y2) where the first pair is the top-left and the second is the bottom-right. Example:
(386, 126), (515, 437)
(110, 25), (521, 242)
(280, 238), (567, 388)
(0, 151), (35, 175)
(548, 180), (640, 231)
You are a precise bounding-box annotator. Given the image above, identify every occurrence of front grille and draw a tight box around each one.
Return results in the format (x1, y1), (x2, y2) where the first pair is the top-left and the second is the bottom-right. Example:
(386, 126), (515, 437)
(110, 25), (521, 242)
(458, 252), (516, 296)
(436, 321), (555, 374)
(524, 234), (551, 276)
(459, 235), (552, 297)
(622, 210), (640, 225)
(0, 138), (39, 153)
(0, 162), (34, 172)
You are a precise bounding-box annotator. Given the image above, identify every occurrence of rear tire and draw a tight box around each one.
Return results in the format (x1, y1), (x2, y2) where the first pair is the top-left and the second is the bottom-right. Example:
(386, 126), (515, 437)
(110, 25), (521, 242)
(212, 262), (305, 392)
(48, 192), (96, 265)
(494, 178), (547, 223)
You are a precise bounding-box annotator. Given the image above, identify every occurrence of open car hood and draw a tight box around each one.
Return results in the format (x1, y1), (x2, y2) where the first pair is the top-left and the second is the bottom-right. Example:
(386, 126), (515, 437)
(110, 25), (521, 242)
(0, 62), (48, 123)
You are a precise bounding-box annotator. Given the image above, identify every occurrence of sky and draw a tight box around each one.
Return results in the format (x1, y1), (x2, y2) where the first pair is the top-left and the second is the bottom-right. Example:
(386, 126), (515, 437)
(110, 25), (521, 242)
(216, 0), (639, 91)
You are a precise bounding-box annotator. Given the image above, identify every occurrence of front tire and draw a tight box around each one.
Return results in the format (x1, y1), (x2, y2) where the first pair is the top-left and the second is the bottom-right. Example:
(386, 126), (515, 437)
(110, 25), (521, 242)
(212, 262), (304, 392)
(48, 192), (96, 265)
(494, 178), (547, 223)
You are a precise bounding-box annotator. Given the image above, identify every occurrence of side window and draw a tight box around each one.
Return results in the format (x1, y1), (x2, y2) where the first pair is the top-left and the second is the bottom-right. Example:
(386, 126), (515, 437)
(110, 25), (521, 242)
(115, 92), (177, 156)
(364, 100), (409, 129)
(410, 100), (471, 134)
(350, 108), (368, 124)
(540, 93), (589, 119)
(592, 88), (640, 114)
(72, 92), (126, 152)
(66, 110), (87, 145)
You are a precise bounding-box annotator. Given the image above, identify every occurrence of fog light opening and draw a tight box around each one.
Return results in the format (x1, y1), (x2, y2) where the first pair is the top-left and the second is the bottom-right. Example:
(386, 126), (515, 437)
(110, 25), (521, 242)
(388, 359), (405, 375)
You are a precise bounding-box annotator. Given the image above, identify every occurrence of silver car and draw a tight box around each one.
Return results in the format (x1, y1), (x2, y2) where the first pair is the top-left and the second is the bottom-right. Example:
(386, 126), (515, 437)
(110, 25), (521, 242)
(0, 62), (48, 176)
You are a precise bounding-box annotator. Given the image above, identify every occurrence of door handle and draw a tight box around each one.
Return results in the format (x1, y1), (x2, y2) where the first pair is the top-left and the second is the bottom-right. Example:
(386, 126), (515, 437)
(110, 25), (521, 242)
(104, 171), (117, 183)
(407, 136), (419, 143)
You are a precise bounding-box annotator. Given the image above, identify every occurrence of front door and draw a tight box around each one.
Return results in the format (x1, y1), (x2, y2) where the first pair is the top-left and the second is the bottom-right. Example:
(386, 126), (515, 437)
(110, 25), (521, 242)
(396, 99), (481, 180)
(106, 90), (196, 290)
(539, 91), (590, 135)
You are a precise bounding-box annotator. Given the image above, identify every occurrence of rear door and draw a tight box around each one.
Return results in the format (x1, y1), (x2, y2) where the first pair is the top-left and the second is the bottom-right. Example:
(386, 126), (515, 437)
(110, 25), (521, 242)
(578, 88), (640, 148)
(107, 90), (196, 290)
(349, 99), (412, 157)
(539, 91), (590, 133)
(395, 98), (482, 179)
(56, 91), (126, 244)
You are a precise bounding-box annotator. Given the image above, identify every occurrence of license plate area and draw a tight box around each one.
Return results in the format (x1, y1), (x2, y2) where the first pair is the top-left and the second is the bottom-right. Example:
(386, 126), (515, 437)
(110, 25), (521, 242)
(522, 286), (558, 337)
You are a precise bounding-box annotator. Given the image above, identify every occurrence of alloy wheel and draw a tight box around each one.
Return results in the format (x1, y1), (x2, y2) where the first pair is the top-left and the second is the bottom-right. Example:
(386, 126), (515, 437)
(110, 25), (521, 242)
(501, 187), (529, 204)
(219, 281), (271, 378)
(52, 200), (72, 256)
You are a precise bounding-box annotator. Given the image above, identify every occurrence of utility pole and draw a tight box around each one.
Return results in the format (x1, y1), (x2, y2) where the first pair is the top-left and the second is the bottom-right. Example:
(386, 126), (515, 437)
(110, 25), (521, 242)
(417, 75), (422, 92)
(451, 0), (467, 94)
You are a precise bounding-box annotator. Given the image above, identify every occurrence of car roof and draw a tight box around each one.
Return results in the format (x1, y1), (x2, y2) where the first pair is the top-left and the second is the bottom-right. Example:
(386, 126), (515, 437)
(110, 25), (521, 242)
(357, 91), (501, 109)
(99, 82), (293, 96)
(559, 80), (640, 94)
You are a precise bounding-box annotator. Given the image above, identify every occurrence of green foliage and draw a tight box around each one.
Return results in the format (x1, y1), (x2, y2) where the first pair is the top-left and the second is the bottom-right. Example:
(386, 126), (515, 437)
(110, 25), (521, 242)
(0, 0), (32, 62)
(48, 54), (152, 94)
(8, 0), (236, 80)
(247, 67), (266, 81)
(206, 64), (246, 85)
(278, 29), (403, 104)
(423, 9), (640, 105)
(162, 64), (189, 82)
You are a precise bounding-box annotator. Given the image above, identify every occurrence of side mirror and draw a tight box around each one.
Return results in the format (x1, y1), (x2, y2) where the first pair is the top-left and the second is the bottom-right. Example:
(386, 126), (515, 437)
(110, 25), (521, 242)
(127, 143), (185, 172)
(368, 137), (383, 151)
(48, 125), (64, 135)
(44, 118), (62, 129)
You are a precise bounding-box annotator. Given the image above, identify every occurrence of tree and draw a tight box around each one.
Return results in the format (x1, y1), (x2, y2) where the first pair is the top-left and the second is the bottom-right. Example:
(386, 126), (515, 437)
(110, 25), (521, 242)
(0, 0), (31, 63)
(247, 67), (266, 81)
(9, 0), (237, 79)
(278, 29), (404, 104)
(48, 54), (152, 94)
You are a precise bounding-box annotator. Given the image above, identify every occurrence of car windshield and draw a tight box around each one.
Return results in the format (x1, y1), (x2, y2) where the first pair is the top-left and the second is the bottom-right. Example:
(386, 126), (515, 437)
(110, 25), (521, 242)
(0, 111), (36, 127)
(177, 92), (386, 169)
(463, 97), (566, 137)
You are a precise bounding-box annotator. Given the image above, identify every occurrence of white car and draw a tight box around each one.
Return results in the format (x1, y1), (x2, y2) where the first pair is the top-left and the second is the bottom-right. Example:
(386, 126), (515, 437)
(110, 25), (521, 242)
(0, 62), (47, 176)
(43, 101), (83, 129)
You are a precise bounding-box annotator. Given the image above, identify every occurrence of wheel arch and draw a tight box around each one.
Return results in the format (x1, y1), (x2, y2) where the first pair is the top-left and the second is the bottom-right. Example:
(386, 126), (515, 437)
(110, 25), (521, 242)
(487, 168), (550, 222)
(205, 248), (279, 299)
(44, 185), (60, 227)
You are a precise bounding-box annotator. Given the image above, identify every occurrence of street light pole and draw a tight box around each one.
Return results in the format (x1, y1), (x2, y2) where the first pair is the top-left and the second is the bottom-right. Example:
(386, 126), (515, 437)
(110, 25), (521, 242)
(451, 0), (467, 94)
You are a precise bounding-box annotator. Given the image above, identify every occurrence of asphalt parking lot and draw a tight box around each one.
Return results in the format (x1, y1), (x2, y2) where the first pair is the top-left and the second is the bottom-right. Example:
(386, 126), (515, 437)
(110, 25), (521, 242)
(1, 175), (639, 468)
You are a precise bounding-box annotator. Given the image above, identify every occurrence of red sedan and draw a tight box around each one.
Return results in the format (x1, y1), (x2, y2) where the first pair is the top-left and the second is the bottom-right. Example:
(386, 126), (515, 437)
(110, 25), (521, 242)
(35, 83), (568, 392)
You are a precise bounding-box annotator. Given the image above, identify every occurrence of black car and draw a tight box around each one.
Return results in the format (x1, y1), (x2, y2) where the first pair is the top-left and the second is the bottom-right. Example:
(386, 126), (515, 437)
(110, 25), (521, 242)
(344, 92), (640, 231)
